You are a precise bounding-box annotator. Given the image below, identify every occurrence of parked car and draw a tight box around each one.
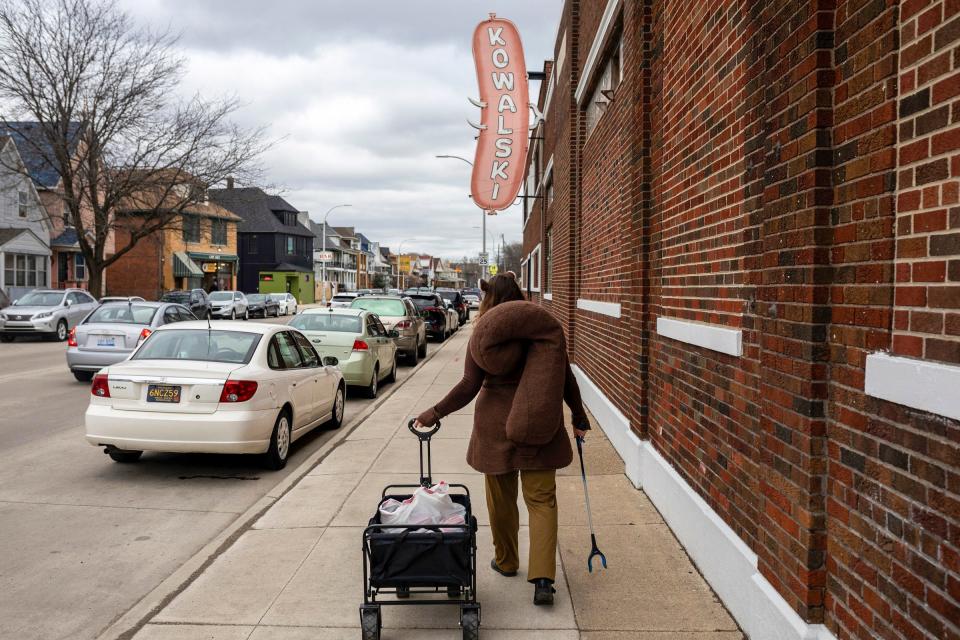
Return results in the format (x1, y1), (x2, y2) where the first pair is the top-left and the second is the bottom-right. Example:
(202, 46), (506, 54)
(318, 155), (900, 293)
(289, 308), (398, 398)
(387, 288), (401, 296)
(0, 289), (10, 310)
(436, 288), (469, 324)
(406, 292), (450, 342)
(443, 299), (460, 333)
(208, 290), (249, 320)
(463, 293), (480, 310)
(462, 287), (482, 299)
(160, 289), (211, 319)
(67, 301), (197, 381)
(269, 292), (298, 315)
(350, 295), (427, 364)
(84, 322), (345, 469)
(246, 293), (279, 318)
(0, 288), (98, 342)
(329, 292), (359, 309)
(99, 296), (146, 304)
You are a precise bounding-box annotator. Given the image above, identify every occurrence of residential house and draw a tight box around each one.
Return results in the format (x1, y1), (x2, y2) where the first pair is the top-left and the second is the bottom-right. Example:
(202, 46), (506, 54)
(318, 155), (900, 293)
(355, 232), (376, 289)
(209, 185), (315, 303)
(371, 243), (392, 288)
(0, 121), (113, 292)
(0, 136), (51, 300)
(106, 181), (242, 299)
(333, 227), (364, 290)
(302, 218), (354, 300)
(432, 257), (464, 289)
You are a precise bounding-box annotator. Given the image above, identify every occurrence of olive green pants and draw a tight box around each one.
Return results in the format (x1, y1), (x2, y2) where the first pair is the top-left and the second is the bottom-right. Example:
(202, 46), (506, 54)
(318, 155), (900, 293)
(484, 469), (558, 582)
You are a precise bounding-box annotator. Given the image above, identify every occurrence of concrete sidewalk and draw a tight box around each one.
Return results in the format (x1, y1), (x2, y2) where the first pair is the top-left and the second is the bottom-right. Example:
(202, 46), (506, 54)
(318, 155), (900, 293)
(130, 325), (744, 640)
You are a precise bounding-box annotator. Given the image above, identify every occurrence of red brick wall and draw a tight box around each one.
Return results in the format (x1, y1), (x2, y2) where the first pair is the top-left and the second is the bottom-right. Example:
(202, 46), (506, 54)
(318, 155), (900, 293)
(105, 226), (161, 299)
(523, 1), (960, 639)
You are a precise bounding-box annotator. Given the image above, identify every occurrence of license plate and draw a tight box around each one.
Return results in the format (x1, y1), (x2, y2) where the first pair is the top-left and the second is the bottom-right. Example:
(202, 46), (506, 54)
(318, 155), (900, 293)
(147, 384), (181, 403)
(97, 337), (116, 347)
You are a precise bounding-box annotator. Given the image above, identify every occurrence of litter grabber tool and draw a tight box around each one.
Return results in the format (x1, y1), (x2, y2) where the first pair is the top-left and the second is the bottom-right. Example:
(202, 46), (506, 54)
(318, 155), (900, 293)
(576, 435), (607, 573)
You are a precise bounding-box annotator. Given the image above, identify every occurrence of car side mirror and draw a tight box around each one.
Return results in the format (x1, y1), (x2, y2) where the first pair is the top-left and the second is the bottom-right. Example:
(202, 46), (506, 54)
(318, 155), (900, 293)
(322, 356), (339, 367)
(65, 299), (72, 307)
(388, 329), (400, 338)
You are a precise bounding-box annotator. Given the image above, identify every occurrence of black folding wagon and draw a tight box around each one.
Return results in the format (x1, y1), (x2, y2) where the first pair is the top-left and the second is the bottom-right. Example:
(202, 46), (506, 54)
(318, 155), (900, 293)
(360, 420), (480, 640)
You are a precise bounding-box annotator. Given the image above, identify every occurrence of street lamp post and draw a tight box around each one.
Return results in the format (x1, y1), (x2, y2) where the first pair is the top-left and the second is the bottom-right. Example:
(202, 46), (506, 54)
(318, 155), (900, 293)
(436, 154), (486, 285)
(320, 204), (351, 305)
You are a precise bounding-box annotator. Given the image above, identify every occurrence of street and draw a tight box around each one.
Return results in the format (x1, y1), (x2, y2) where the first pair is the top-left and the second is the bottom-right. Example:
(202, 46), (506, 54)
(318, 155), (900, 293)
(0, 314), (438, 640)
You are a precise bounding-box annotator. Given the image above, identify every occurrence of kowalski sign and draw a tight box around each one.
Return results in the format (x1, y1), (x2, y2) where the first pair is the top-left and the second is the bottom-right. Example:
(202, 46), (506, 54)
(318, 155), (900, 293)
(470, 14), (529, 213)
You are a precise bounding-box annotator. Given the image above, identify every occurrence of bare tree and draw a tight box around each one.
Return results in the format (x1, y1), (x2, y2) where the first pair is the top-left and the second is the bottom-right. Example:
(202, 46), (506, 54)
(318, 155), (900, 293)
(0, 0), (266, 295)
(502, 241), (523, 277)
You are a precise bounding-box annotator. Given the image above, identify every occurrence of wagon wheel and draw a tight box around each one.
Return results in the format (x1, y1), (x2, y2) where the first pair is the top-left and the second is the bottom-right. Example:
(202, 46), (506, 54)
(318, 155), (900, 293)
(461, 606), (480, 640)
(360, 606), (381, 640)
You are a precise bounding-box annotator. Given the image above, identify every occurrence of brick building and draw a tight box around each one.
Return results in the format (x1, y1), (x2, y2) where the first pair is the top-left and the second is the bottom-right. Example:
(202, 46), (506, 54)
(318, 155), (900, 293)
(521, 2), (960, 639)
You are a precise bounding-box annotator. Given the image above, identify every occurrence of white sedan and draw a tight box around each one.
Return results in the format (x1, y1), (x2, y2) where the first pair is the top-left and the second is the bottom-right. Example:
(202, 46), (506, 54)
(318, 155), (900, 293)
(84, 321), (345, 469)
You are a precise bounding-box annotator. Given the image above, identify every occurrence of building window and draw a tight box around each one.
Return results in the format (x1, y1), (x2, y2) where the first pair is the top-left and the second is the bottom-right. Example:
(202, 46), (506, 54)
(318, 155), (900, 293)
(211, 218), (227, 246)
(585, 31), (623, 138)
(58, 252), (69, 283)
(74, 253), (86, 281)
(5, 253), (47, 287)
(286, 236), (295, 254)
(182, 215), (200, 243)
(530, 244), (541, 292)
(247, 235), (257, 254)
(521, 257), (529, 291)
(18, 191), (28, 218)
(545, 227), (553, 293)
(545, 177), (554, 209)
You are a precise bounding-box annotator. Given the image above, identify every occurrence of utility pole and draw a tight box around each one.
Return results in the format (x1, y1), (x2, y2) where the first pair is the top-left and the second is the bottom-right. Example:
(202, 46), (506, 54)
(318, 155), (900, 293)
(435, 154), (488, 286)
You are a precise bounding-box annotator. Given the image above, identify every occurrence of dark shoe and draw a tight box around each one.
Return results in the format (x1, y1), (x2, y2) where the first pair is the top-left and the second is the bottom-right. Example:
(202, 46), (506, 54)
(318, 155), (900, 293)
(533, 579), (556, 606)
(490, 559), (517, 577)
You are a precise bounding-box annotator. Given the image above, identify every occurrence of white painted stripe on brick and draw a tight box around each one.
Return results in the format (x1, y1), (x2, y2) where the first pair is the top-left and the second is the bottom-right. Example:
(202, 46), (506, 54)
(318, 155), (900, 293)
(543, 293), (553, 301)
(576, 298), (621, 318)
(572, 365), (837, 640)
(575, 0), (623, 105)
(656, 316), (742, 357)
(865, 352), (960, 421)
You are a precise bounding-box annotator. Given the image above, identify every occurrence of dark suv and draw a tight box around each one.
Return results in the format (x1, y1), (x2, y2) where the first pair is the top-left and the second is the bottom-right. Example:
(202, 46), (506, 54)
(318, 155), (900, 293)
(436, 289), (468, 324)
(406, 292), (450, 341)
(160, 288), (211, 319)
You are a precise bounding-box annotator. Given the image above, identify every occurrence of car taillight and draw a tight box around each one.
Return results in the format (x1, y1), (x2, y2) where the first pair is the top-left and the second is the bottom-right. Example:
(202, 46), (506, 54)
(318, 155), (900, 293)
(139, 328), (152, 341)
(425, 306), (442, 313)
(91, 374), (110, 397)
(395, 320), (411, 329)
(67, 328), (78, 347)
(352, 339), (369, 351)
(219, 380), (258, 403)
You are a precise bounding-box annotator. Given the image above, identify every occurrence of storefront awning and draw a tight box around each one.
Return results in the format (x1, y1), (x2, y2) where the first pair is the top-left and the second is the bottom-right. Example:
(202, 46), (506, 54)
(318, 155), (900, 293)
(187, 252), (238, 262)
(172, 251), (203, 277)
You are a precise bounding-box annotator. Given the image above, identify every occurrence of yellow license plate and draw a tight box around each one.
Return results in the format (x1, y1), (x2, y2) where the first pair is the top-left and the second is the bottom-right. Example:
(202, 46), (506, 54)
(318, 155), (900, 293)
(147, 384), (181, 403)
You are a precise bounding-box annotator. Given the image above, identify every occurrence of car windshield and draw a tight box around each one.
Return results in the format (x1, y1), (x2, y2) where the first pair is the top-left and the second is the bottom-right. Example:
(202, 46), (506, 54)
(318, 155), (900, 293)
(290, 313), (362, 333)
(133, 329), (261, 364)
(408, 296), (438, 310)
(268, 294), (281, 300)
(16, 291), (64, 306)
(209, 292), (233, 301)
(161, 291), (190, 302)
(351, 298), (406, 316)
(247, 294), (266, 303)
(85, 304), (157, 325)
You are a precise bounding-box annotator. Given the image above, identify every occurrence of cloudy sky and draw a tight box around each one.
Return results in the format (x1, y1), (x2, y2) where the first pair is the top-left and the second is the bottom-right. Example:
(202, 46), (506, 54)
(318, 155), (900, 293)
(118, 0), (563, 259)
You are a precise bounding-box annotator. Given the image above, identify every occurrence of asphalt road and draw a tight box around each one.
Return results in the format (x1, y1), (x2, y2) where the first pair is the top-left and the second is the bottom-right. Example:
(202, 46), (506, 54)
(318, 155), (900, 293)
(0, 313), (436, 640)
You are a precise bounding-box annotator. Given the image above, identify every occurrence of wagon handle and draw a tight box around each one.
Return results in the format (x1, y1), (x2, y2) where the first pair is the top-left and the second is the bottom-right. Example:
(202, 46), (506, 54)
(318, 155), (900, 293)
(407, 419), (440, 440)
(408, 419), (440, 486)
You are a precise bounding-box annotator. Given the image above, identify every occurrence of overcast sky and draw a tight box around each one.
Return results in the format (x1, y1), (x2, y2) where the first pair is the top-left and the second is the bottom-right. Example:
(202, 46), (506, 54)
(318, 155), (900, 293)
(118, 0), (563, 259)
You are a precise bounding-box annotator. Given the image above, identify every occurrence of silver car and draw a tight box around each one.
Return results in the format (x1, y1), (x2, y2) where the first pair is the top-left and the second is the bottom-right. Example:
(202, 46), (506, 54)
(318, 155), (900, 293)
(350, 295), (427, 364)
(0, 288), (98, 342)
(66, 301), (197, 381)
(209, 290), (249, 320)
(329, 293), (359, 309)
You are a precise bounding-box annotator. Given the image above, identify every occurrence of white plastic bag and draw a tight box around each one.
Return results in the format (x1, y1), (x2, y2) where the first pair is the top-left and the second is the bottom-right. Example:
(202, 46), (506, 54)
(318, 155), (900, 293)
(379, 481), (466, 532)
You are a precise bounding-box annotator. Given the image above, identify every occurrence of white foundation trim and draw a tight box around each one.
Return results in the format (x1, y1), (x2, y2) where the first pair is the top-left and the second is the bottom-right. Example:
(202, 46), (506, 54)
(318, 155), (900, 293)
(575, 0), (623, 105)
(656, 316), (742, 357)
(865, 352), (960, 421)
(543, 293), (553, 301)
(576, 298), (621, 318)
(571, 365), (838, 640)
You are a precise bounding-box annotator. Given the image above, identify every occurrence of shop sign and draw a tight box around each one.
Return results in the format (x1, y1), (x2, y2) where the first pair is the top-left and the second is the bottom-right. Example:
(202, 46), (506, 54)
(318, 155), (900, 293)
(315, 251), (335, 262)
(201, 262), (219, 273)
(260, 274), (274, 282)
(470, 14), (530, 212)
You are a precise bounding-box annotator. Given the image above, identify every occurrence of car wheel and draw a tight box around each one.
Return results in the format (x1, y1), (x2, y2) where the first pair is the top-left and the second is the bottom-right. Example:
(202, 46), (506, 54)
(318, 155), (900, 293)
(107, 448), (142, 463)
(417, 337), (427, 358)
(406, 344), (419, 365)
(230, 310), (236, 320)
(264, 410), (292, 470)
(0, 334), (13, 343)
(385, 354), (397, 383)
(326, 383), (345, 428)
(243, 309), (249, 321)
(365, 366), (379, 399)
(55, 320), (68, 342)
(72, 370), (94, 382)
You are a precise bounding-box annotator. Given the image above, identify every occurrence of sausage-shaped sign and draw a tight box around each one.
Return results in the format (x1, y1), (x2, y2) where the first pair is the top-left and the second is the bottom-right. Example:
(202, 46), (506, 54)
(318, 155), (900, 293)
(470, 15), (529, 212)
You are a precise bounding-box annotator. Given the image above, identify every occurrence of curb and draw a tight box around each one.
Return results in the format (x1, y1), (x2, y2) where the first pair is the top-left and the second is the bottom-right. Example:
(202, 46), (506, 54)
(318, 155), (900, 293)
(95, 329), (464, 640)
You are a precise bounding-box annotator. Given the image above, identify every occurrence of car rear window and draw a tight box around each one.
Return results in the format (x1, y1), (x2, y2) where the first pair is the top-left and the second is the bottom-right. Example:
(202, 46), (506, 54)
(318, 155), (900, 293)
(408, 296), (438, 310)
(351, 298), (406, 316)
(332, 295), (356, 302)
(247, 294), (266, 303)
(161, 291), (190, 302)
(437, 291), (458, 301)
(133, 329), (261, 364)
(289, 313), (362, 333)
(85, 304), (158, 325)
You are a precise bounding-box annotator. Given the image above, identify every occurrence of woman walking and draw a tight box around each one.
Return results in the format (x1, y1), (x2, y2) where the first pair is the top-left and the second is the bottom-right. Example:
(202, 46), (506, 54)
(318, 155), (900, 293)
(415, 274), (590, 606)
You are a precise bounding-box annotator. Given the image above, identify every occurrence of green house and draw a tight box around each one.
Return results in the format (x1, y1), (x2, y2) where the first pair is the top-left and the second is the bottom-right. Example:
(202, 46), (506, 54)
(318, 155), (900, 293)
(257, 265), (315, 303)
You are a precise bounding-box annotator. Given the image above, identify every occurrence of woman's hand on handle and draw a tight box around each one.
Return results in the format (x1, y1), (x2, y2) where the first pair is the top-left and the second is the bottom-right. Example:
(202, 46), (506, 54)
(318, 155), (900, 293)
(574, 428), (589, 440)
(414, 407), (440, 430)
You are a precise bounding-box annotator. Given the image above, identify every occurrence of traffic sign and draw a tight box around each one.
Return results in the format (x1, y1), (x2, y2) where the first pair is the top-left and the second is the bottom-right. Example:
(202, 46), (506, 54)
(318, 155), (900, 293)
(478, 252), (489, 266)
(488, 264), (498, 276)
